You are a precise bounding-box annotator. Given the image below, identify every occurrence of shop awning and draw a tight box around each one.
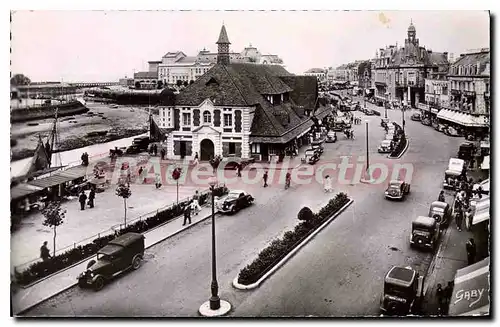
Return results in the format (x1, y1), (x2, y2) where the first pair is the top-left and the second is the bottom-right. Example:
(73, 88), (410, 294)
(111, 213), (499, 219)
(27, 165), (90, 189)
(10, 183), (44, 201)
(449, 257), (490, 316)
(437, 109), (489, 127)
(481, 156), (490, 170)
(473, 197), (490, 225)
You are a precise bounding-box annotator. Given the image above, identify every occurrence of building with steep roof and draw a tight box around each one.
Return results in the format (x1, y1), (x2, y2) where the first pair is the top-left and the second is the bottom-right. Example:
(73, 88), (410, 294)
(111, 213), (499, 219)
(158, 25), (329, 161)
(372, 22), (450, 107)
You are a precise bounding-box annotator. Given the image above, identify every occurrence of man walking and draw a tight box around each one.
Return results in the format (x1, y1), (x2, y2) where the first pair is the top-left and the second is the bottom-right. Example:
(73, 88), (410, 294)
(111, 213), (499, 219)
(455, 207), (463, 232)
(79, 191), (87, 211)
(436, 283), (446, 315)
(88, 188), (96, 208)
(237, 163), (242, 177)
(438, 190), (445, 202)
(466, 238), (476, 265)
(40, 241), (51, 262)
(183, 205), (191, 226)
(160, 148), (166, 161)
(263, 171), (269, 187)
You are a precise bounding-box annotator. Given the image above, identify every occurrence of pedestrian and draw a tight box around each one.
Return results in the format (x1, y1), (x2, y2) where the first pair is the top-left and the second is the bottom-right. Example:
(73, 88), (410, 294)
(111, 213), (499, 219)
(155, 173), (162, 189)
(153, 144), (158, 156)
(436, 283), (446, 315)
(237, 163), (242, 177)
(465, 207), (473, 231)
(324, 175), (332, 193)
(438, 190), (445, 202)
(192, 190), (201, 214)
(40, 241), (51, 262)
(455, 207), (463, 232)
(263, 171), (269, 187)
(138, 166), (144, 177)
(194, 152), (199, 165)
(466, 238), (476, 265)
(182, 205), (191, 226)
(160, 148), (166, 161)
(444, 281), (454, 306)
(88, 188), (95, 208)
(79, 191), (87, 211)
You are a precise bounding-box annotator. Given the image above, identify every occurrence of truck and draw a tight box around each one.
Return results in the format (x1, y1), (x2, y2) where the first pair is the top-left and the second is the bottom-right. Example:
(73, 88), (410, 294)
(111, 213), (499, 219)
(443, 158), (465, 189)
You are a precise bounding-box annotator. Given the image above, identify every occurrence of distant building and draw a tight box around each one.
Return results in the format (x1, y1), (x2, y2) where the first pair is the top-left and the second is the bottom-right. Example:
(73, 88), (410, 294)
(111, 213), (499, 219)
(14, 83), (78, 98)
(357, 61), (372, 89)
(424, 73), (449, 109)
(119, 77), (134, 87)
(304, 68), (327, 81)
(372, 22), (449, 107)
(133, 71), (158, 89)
(156, 43), (284, 87)
(159, 25), (329, 161)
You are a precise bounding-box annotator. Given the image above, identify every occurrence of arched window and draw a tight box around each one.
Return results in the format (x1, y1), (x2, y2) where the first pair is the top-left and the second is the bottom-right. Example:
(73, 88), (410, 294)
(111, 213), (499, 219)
(203, 111), (211, 124)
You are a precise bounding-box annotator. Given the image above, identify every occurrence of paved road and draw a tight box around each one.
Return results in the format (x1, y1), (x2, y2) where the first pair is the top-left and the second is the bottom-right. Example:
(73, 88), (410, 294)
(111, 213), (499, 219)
(22, 105), (464, 317)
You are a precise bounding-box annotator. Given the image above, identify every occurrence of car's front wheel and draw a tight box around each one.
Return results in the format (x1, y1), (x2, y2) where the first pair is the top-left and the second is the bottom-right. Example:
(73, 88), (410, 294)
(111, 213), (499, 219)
(94, 276), (105, 292)
(132, 255), (142, 270)
(230, 206), (238, 215)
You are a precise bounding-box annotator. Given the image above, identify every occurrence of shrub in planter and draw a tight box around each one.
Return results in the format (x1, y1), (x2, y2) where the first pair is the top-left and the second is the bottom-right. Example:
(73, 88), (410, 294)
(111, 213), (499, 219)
(237, 193), (350, 285)
(297, 207), (314, 225)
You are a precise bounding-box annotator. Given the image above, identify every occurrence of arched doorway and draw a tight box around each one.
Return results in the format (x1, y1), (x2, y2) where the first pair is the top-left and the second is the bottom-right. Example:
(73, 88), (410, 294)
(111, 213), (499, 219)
(200, 139), (215, 161)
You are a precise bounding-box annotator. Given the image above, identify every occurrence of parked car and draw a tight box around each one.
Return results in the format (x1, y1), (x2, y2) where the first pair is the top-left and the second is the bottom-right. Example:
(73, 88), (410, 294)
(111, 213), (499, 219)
(216, 190), (254, 214)
(132, 136), (150, 151)
(410, 216), (441, 250)
(443, 158), (465, 189)
(444, 126), (461, 137)
(385, 133), (395, 141)
(126, 144), (142, 154)
(421, 118), (432, 126)
(378, 140), (393, 153)
(385, 180), (411, 200)
(380, 266), (424, 315)
(410, 113), (421, 121)
(365, 109), (374, 116)
(428, 201), (452, 228)
(326, 131), (337, 143)
(77, 233), (145, 291)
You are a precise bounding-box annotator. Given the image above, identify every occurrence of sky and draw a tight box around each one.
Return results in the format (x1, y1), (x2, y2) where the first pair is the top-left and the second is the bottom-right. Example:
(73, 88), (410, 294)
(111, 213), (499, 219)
(10, 10), (490, 82)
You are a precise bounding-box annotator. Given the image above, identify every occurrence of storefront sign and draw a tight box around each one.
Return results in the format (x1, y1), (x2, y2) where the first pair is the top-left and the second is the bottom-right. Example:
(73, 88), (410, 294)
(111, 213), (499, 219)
(454, 288), (485, 308)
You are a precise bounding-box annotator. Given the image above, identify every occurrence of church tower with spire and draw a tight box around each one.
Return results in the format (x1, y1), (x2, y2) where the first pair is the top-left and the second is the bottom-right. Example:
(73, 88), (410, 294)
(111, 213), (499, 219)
(216, 24), (231, 65)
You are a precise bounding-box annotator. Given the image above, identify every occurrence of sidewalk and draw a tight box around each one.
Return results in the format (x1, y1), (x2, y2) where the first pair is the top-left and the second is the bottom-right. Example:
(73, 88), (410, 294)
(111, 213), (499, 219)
(421, 193), (473, 315)
(12, 204), (217, 315)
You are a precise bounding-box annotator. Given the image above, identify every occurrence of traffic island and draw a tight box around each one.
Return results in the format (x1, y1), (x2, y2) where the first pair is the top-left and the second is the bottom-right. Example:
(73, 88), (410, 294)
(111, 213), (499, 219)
(199, 300), (231, 317)
(388, 135), (409, 159)
(233, 193), (353, 290)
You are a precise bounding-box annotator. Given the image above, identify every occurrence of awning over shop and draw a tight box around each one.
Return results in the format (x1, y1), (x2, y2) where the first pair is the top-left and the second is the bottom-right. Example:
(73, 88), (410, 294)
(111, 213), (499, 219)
(449, 257), (490, 316)
(10, 183), (44, 201)
(437, 109), (489, 127)
(473, 197), (490, 225)
(481, 156), (490, 170)
(27, 165), (90, 189)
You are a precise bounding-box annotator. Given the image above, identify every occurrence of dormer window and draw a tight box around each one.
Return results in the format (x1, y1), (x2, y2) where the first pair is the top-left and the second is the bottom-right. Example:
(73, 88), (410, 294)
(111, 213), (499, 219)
(203, 111), (212, 124)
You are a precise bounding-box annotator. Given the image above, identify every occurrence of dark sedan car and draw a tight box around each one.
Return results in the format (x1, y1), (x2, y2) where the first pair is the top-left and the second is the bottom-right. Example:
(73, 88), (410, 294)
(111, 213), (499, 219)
(216, 190), (254, 214)
(385, 180), (411, 200)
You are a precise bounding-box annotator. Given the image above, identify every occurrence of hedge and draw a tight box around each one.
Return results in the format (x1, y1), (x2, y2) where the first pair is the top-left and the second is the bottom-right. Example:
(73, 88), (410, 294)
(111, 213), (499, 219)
(237, 193), (350, 285)
(15, 186), (229, 286)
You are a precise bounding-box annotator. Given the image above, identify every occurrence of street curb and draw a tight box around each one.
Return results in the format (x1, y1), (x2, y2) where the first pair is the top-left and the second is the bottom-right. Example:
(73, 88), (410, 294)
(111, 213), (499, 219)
(387, 139), (410, 159)
(14, 209), (218, 316)
(248, 163), (303, 171)
(422, 225), (452, 297)
(232, 198), (354, 290)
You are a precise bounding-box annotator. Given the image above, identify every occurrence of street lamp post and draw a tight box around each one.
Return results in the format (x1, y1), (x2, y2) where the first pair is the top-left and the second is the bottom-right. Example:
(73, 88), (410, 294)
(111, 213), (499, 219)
(208, 177), (220, 310)
(365, 121), (369, 179)
(402, 106), (406, 136)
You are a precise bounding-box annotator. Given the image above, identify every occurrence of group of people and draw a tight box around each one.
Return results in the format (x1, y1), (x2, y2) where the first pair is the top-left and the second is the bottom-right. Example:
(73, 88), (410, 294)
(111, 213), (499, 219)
(78, 188), (96, 210)
(81, 152), (89, 166)
(344, 128), (355, 139)
(148, 144), (166, 160)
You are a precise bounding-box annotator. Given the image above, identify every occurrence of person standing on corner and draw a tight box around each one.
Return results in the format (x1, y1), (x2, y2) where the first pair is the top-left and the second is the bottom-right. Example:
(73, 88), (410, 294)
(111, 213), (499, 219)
(237, 163), (242, 177)
(263, 171), (269, 187)
(88, 187), (95, 208)
(466, 238), (476, 265)
(183, 205), (191, 226)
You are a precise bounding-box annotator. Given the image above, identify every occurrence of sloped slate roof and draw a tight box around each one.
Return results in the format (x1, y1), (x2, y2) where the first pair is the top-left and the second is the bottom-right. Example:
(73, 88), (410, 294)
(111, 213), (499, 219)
(217, 25), (231, 44)
(279, 76), (318, 112)
(134, 71), (158, 79)
(453, 51), (490, 75)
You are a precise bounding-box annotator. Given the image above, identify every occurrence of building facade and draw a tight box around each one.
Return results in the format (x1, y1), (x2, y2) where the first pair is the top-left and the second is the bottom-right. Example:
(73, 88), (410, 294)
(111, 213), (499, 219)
(304, 68), (327, 81)
(424, 74), (449, 108)
(133, 71), (158, 89)
(372, 22), (449, 107)
(159, 25), (329, 161)
(156, 44), (284, 87)
(357, 61), (372, 90)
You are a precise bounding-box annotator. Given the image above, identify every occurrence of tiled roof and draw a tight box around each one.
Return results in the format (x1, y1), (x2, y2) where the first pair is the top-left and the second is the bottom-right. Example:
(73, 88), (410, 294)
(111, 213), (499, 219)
(452, 51), (490, 75)
(217, 25), (231, 44)
(163, 51), (185, 58)
(134, 71), (158, 79)
(279, 76), (318, 116)
(176, 56), (198, 63)
(305, 68), (326, 74)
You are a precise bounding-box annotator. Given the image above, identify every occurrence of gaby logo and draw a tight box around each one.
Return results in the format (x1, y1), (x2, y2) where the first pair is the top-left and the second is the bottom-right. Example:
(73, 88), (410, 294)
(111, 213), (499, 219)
(454, 288), (485, 308)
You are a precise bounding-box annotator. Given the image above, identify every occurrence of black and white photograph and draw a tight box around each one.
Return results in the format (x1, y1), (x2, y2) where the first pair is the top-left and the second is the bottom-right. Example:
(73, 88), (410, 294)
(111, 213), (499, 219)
(8, 8), (491, 318)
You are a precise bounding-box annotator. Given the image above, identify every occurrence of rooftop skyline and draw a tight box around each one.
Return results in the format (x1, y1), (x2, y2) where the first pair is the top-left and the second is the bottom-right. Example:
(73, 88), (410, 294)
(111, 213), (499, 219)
(11, 10), (490, 82)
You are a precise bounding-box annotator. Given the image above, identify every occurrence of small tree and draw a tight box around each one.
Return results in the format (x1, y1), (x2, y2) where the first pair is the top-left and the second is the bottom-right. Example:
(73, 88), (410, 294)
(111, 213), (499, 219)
(176, 80), (183, 87)
(116, 183), (132, 228)
(10, 73), (31, 86)
(183, 81), (189, 87)
(41, 201), (66, 257)
(297, 207), (315, 225)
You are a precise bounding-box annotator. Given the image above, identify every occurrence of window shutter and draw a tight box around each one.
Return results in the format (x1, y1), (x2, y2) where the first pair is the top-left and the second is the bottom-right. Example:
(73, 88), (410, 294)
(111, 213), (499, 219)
(214, 109), (221, 127)
(174, 109), (180, 130)
(234, 110), (242, 132)
(193, 109), (200, 126)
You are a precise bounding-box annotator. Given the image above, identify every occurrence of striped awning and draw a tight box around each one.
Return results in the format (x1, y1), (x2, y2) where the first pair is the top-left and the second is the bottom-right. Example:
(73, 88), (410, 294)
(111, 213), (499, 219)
(473, 197), (490, 225)
(449, 257), (490, 316)
(437, 109), (489, 127)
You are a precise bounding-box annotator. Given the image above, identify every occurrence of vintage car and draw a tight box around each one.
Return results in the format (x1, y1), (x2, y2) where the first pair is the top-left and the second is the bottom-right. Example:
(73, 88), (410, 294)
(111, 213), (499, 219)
(410, 216), (441, 250)
(378, 140), (393, 153)
(126, 144), (143, 154)
(326, 131), (337, 143)
(365, 109), (375, 116)
(385, 133), (395, 141)
(428, 201), (452, 228)
(421, 118), (432, 126)
(458, 142), (475, 161)
(385, 180), (411, 200)
(216, 190), (254, 214)
(444, 126), (462, 137)
(380, 266), (424, 315)
(132, 136), (150, 151)
(410, 113), (421, 121)
(77, 232), (145, 291)
(443, 158), (465, 189)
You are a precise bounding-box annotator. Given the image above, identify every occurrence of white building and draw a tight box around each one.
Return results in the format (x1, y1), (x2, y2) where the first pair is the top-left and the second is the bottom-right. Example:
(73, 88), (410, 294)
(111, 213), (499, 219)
(304, 68), (327, 81)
